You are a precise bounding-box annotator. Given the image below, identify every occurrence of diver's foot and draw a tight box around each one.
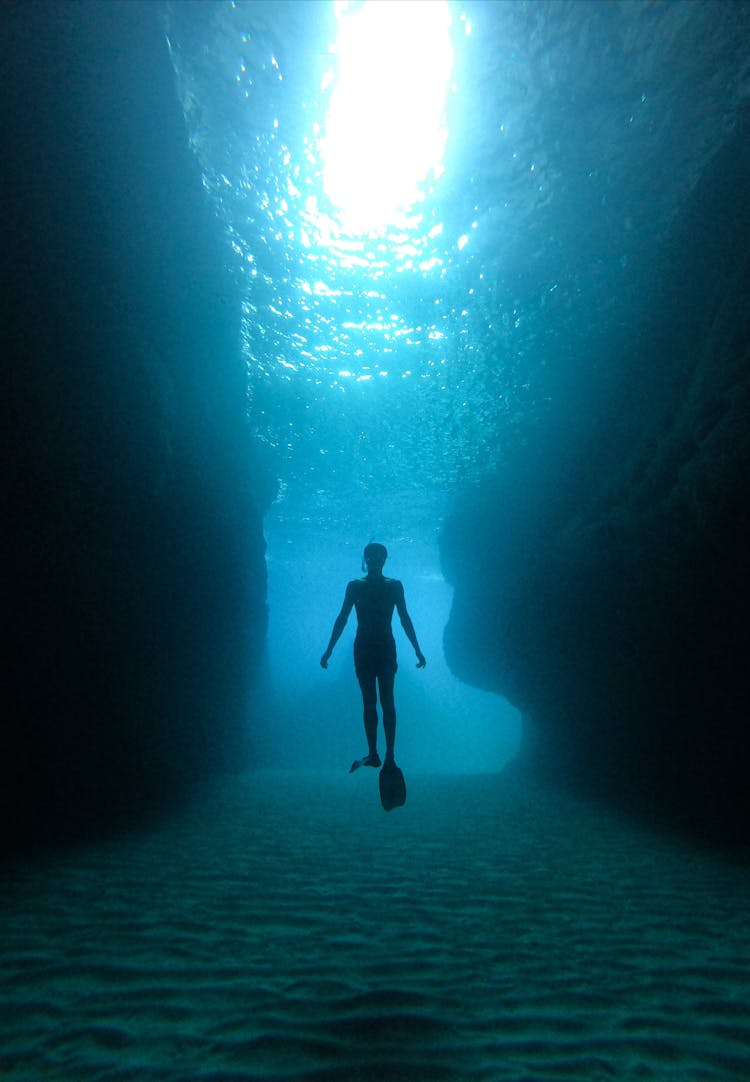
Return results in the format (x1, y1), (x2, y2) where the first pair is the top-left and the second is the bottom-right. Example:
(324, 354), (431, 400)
(349, 752), (382, 773)
(383, 754), (396, 770)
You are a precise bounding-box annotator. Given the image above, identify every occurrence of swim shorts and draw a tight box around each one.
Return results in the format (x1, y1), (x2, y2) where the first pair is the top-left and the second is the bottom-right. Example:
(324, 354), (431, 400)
(353, 635), (398, 680)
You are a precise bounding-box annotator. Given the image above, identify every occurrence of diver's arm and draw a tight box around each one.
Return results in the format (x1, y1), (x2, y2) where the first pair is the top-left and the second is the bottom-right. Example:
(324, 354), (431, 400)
(395, 582), (426, 668)
(321, 583), (356, 668)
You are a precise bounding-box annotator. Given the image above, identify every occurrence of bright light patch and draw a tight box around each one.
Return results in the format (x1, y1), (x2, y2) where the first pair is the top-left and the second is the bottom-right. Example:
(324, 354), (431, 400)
(321, 0), (453, 234)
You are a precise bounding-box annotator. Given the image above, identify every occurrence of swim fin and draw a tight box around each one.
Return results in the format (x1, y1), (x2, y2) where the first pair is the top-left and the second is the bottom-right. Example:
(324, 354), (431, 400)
(379, 761), (406, 811)
(349, 753), (382, 773)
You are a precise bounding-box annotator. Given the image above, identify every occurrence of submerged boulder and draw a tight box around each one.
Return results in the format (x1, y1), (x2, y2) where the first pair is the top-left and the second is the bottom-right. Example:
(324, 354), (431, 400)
(4, 2), (270, 852)
(442, 115), (750, 847)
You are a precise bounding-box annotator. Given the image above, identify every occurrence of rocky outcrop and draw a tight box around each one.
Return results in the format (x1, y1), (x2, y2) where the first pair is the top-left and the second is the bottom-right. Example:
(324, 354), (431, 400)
(442, 115), (750, 846)
(4, 3), (270, 852)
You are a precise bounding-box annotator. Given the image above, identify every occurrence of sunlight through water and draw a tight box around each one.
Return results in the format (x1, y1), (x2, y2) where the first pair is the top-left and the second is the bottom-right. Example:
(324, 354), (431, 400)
(166, 0), (748, 520)
(321, 0), (453, 236)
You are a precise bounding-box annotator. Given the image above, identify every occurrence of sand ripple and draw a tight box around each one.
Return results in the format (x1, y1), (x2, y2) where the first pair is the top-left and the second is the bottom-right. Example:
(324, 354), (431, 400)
(1, 773), (749, 1080)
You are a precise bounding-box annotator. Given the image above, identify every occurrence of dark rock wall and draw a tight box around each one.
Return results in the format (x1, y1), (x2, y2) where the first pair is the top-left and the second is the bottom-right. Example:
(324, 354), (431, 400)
(442, 116), (750, 845)
(4, 2), (269, 852)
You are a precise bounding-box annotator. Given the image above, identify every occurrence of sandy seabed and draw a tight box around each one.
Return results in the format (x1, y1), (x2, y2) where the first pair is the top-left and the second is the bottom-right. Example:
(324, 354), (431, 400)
(1, 771), (749, 1082)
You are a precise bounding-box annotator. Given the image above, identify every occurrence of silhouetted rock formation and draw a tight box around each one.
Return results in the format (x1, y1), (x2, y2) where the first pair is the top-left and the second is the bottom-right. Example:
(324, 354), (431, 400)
(442, 115), (750, 847)
(5, 2), (270, 852)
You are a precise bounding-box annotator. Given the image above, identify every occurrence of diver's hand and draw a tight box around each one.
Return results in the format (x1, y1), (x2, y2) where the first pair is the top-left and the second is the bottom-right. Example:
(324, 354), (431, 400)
(416, 651), (426, 669)
(320, 652), (330, 669)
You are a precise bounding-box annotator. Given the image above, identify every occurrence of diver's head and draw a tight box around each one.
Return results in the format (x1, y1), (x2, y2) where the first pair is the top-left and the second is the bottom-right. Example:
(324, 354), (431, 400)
(362, 542), (388, 574)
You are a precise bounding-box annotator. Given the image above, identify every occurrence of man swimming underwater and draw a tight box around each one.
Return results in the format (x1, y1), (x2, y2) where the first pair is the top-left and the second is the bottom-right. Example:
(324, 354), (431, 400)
(320, 542), (426, 771)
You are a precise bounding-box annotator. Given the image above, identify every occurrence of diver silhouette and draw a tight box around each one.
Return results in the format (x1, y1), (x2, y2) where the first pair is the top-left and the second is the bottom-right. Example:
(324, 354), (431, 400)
(320, 542), (426, 771)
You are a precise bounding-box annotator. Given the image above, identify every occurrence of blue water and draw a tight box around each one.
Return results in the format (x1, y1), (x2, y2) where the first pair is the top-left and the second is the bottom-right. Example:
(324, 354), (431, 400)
(165, 0), (748, 775)
(4, 4), (750, 1078)
(166, 0), (747, 520)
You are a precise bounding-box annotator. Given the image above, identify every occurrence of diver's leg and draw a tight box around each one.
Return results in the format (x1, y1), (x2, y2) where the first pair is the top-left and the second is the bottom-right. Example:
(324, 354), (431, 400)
(378, 671), (397, 765)
(357, 671), (379, 760)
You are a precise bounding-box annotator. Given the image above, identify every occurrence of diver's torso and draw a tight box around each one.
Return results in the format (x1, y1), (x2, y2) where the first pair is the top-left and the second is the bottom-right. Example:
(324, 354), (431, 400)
(351, 575), (400, 642)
